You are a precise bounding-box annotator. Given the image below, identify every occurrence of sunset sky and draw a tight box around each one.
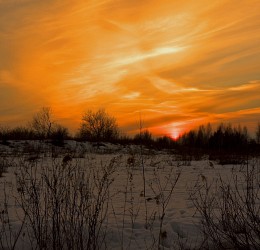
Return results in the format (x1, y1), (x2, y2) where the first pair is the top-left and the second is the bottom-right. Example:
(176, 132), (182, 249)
(0, 0), (260, 137)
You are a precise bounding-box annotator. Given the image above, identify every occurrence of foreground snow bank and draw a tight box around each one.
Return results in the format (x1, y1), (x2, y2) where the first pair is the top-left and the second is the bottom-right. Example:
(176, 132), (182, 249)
(0, 141), (259, 249)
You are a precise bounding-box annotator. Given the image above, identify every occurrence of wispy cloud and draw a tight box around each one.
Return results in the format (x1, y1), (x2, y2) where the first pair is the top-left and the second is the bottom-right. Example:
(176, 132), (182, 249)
(0, 0), (260, 134)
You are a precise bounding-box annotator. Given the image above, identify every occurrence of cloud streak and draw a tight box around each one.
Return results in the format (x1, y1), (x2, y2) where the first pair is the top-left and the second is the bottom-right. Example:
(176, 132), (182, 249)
(0, 0), (260, 135)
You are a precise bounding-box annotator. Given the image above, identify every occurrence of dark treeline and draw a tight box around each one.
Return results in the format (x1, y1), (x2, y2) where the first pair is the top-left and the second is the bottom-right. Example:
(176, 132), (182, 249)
(130, 123), (260, 161)
(0, 107), (70, 146)
(177, 123), (260, 163)
(179, 123), (251, 151)
(1, 108), (260, 157)
(0, 125), (70, 144)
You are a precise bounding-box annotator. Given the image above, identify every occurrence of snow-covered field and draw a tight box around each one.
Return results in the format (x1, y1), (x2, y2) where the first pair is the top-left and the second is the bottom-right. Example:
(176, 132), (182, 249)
(0, 141), (259, 249)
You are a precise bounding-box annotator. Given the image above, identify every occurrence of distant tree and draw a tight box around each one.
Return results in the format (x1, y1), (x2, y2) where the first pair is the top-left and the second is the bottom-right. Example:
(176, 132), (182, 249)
(178, 122), (250, 153)
(256, 123), (260, 144)
(118, 134), (132, 145)
(8, 126), (34, 140)
(196, 125), (206, 147)
(156, 135), (174, 149)
(79, 109), (119, 142)
(50, 124), (69, 146)
(209, 123), (225, 150)
(205, 123), (213, 141)
(0, 125), (10, 144)
(183, 130), (196, 147)
(134, 129), (153, 146)
(241, 125), (249, 145)
(208, 123), (249, 152)
(29, 107), (53, 139)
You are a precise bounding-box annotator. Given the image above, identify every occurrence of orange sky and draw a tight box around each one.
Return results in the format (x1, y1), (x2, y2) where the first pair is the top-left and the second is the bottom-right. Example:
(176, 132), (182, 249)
(0, 0), (260, 137)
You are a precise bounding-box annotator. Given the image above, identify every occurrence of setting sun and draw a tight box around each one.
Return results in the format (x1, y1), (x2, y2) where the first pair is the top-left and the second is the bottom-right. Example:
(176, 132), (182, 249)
(170, 131), (180, 141)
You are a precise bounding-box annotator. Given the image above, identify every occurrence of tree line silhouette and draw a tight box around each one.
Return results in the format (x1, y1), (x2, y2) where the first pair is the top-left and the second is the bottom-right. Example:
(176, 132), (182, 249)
(178, 123), (260, 163)
(0, 107), (260, 155)
(180, 123), (250, 151)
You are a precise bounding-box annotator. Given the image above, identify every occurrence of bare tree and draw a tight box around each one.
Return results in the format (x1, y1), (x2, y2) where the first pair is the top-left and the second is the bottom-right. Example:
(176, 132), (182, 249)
(256, 122), (260, 144)
(134, 129), (153, 146)
(30, 107), (53, 139)
(50, 124), (69, 146)
(191, 160), (260, 249)
(0, 125), (10, 144)
(79, 109), (119, 142)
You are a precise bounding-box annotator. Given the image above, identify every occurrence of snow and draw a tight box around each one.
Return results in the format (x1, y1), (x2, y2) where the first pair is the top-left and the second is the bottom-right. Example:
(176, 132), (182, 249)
(0, 140), (257, 249)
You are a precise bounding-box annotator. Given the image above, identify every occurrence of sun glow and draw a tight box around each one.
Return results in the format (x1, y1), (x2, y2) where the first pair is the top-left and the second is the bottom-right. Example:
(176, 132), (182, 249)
(170, 131), (181, 140)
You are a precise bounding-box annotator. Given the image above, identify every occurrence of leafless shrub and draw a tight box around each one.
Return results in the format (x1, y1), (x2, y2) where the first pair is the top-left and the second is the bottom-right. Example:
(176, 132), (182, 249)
(29, 107), (53, 139)
(0, 182), (26, 250)
(256, 123), (260, 145)
(12, 155), (116, 250)
(0, 126), (10, 145)
(0, 159), (7, 178)
(191, 159), (260, 249)
(50, 124), (69, 146)
(21, 141), (44, 157)
(0, 141), (190, 249)
(0, 156), (12, 178)
(174, 153), (192, 166)
(109, 153), (181, 250)
(148, 166), (181, 248)
(79, 109), (119, 142)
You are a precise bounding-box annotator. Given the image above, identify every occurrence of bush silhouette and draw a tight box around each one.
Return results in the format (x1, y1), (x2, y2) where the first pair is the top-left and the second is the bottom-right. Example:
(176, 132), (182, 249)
(29, 107), (53, 139)
(78, 109), (119, 142)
